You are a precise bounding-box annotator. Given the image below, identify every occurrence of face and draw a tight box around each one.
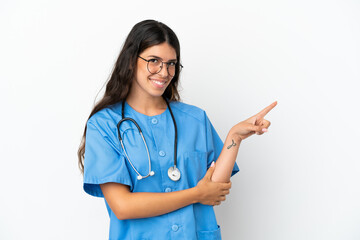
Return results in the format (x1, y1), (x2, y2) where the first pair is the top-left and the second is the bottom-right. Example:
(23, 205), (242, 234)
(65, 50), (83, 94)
(132, 42), (177, 99)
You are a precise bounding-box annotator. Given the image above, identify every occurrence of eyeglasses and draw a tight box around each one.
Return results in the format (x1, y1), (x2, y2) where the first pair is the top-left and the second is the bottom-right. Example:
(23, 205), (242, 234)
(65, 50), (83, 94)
(138, 56), (183, 77)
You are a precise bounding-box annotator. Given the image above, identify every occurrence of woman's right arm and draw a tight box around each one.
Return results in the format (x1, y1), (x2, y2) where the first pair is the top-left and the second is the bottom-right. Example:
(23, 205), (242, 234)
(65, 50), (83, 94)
(100, 163), (231, 220)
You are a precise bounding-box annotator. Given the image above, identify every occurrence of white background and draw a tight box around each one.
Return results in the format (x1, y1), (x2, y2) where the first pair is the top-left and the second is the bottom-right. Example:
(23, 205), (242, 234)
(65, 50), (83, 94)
(1, 0), (359, 239)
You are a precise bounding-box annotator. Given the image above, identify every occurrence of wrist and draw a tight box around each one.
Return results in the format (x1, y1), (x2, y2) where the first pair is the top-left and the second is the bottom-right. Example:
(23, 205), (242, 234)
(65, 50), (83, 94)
(229, 128), (243, 143)
(190, 186), (200, 204)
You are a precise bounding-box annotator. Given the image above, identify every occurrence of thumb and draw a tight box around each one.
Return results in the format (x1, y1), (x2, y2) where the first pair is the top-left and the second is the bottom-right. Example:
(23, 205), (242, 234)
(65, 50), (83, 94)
(250, 124), (263, 134)
(205, 161), (216, 179)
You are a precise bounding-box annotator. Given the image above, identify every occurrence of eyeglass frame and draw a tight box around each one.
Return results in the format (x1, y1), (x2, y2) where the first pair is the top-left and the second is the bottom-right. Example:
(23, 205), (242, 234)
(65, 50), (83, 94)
(138, 55), (183, 77)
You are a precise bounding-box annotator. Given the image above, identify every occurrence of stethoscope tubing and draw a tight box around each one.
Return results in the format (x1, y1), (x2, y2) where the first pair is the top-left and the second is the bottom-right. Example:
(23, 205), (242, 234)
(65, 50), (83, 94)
(116, 97), (178, 180)
(164, 98), (178, 167)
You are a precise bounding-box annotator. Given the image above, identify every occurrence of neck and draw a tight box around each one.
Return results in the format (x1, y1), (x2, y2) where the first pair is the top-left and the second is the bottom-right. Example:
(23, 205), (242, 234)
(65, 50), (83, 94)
(126, 91), (167, 116)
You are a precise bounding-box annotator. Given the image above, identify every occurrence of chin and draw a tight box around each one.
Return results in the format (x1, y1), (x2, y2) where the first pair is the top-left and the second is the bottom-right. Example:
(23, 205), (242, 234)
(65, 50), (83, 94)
(148, 90), (166, 98)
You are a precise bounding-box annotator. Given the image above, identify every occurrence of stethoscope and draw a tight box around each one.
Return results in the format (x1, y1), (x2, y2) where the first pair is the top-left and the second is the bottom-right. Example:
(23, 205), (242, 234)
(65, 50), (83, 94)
(116, 97), (181, 181)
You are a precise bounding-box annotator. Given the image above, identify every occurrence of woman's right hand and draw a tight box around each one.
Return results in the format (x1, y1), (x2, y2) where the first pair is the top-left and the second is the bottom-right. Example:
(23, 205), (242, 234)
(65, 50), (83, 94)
(230, 101), (277, 141)
(195, 162), (232, 206)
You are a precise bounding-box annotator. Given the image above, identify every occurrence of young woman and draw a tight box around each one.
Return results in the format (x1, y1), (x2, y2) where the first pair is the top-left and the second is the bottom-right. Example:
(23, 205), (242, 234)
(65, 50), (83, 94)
(78, 19), (277, 240)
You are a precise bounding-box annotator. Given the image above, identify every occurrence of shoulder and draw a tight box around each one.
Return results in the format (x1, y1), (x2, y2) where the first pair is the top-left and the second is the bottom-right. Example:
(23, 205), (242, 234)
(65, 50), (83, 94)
(170, 101), (207, 122)
(86, 102), (122, 135)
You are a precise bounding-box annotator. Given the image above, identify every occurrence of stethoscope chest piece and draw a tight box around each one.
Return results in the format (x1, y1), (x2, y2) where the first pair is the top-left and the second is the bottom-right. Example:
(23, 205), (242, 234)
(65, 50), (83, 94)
(168, 166), (181, 181)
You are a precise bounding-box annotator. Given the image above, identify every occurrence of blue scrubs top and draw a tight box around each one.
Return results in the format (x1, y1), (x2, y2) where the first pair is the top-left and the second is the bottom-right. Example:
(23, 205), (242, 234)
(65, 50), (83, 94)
(83, 101), (239, 240)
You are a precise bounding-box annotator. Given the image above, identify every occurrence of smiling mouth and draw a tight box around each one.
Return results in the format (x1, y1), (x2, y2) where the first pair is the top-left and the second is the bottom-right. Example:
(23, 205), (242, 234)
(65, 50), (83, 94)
(150, 78), (168, 88)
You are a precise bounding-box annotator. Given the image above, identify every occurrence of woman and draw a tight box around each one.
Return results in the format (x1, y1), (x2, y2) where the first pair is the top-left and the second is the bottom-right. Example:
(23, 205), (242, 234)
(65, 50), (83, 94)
(78, 19), (277, 240)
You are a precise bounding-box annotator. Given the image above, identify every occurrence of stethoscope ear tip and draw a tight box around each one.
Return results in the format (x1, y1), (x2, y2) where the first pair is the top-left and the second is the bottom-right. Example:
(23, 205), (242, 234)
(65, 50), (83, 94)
(137, 175), (143, 180)
(150, 171), (155, 176)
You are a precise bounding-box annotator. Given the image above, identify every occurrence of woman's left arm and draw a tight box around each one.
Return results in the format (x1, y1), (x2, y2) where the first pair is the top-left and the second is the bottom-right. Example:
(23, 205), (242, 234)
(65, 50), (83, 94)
(211, 101), (277, 183)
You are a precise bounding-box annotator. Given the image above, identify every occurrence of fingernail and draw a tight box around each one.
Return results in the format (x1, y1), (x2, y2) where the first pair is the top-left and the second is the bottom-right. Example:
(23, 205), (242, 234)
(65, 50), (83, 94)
(262, 128), (268, 132)
(211, 161), (215, 167)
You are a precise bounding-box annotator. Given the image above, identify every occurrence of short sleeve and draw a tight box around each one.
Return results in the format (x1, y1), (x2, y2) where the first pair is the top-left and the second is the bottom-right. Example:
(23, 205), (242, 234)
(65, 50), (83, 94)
(204, 112), (240, 177)
(83, 121), (133, 197)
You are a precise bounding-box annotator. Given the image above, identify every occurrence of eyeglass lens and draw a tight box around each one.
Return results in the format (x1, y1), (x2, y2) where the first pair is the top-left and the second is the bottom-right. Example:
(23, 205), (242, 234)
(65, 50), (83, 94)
(147, 60), (177, 77)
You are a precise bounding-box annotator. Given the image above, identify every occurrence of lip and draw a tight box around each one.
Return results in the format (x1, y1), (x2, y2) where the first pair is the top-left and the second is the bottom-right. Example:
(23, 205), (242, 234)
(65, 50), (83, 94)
(149, 78), (168, 89)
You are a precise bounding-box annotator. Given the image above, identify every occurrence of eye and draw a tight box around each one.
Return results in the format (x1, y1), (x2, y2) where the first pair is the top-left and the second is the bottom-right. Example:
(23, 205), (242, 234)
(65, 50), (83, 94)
(168, 62), (177, 66)
(149, 58), (159, 63)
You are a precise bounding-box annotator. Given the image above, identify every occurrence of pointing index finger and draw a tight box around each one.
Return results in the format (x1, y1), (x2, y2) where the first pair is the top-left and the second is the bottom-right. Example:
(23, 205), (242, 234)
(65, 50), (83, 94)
(256, 101), (278, 119)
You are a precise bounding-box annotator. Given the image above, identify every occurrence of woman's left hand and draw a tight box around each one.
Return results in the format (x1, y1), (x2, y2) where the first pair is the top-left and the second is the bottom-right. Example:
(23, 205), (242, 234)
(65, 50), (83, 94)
(230, 101), (278, 141)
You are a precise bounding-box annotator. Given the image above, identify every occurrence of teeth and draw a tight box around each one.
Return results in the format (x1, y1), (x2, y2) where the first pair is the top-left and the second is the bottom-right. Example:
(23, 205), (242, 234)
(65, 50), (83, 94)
(152, 80), (165, 85)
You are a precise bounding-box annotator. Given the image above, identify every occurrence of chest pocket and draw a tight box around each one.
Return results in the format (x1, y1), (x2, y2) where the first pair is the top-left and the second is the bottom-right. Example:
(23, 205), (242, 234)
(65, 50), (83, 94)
(181, 151), (208, 187)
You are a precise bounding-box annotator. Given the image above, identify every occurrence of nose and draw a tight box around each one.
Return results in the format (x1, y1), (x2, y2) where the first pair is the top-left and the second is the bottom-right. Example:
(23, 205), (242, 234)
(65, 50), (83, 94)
(157, 63), (169, 78)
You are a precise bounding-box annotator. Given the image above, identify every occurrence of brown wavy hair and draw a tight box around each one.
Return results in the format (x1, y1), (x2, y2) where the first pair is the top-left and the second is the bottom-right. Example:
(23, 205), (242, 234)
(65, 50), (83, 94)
(77, 20), (182, 174)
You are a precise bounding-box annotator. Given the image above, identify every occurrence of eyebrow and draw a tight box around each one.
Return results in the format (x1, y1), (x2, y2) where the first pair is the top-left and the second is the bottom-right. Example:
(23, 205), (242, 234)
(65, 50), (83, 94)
(147, 55), (177, 62)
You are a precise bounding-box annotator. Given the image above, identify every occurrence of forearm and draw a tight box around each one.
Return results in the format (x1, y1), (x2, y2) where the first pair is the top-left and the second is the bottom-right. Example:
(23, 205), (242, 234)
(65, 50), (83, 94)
(113, 186), (199, 220)
(211, 128), (242, 183)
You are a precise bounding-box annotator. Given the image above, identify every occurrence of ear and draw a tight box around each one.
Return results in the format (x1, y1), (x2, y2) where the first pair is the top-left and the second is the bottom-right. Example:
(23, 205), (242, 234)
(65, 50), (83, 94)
(128, 56), (136, 71)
